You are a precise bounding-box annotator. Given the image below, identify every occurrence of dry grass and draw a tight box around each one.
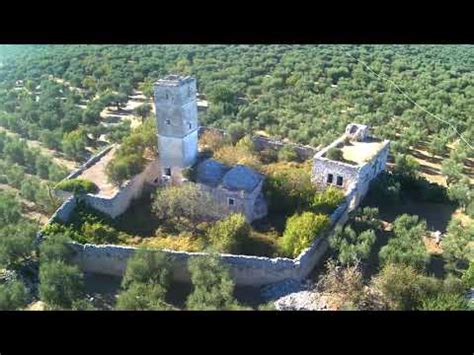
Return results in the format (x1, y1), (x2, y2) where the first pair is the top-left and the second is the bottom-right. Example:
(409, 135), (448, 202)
(128, 234), (205, 253)
(423, 236), (443, 256)
(341, 139), (385, 165)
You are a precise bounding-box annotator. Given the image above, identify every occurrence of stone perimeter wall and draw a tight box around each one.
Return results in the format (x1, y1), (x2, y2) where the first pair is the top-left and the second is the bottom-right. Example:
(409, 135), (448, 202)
(82, 160), (160, 218)
(199, 126), (319, 161)
(65, 145), (115, 180)
(57, 145), (161, 219)
(39, 183), (356, 287)
(41, 128), (362, 286)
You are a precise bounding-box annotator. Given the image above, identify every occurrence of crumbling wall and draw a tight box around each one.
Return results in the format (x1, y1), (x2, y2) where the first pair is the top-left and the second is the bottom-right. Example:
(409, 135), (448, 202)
(312, 158), (360, 191)
(356, 140), (390, 197)
(65, 145), (114, 180)
(66, 187), (353, 287)
(83, 159), (160, 219)
(198, 126), (319, 161)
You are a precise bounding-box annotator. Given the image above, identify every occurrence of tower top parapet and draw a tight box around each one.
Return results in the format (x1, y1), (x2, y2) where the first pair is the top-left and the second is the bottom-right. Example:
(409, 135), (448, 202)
(154, 75), (195, 87)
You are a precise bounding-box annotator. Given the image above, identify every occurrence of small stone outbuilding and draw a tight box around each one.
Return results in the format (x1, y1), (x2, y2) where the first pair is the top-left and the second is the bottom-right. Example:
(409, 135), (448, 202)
(195, 159), (268, 223)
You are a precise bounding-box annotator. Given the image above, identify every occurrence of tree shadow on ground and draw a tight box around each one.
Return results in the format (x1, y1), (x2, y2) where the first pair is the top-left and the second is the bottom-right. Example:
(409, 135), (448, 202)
(112, 192), (161, 237)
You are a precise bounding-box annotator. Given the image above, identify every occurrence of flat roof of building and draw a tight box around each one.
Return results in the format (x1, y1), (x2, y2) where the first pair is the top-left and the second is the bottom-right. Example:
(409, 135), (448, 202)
(154, 75), (194, 87)
(340, 138), (386, 165)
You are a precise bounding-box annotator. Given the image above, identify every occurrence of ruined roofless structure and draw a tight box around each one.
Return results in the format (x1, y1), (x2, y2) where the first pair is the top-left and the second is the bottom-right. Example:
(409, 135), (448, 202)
(153, 75), (268, 222)
(312, 123), (390, 208)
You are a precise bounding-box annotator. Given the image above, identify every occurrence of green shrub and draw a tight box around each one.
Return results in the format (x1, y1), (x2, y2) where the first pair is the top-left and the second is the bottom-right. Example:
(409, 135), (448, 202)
(39, 234), (74, 263)
(280, 212), (330, 258)
(42, 201), (124, 245)
(0, 191), (22, 225)
(326, 147), (344, 161)
(116, 249), (173, 310)
(0, 224), (36, 269)
(462, 261), (474, 288)
(312, 186), (345, 215)
(373, 263), (423, 310)
(116, 283), (171, 310)
(82, 221), (118, 244)
(264, 164), (315, 215)
(153, 183), (220, 234)
(394, 154), (419, 178)
(419, 293), (468, 310)
(379, 214), (429, 270)
(350, 207), (382, 232)
(442, 219), (474, 274)
(105, 118), (157, 185)
(186, 254), (243, 310)
(39, 260), (84, 309)
(106, 153), (146, 185)
(278, 145), (298, 162)
(0, 280), (28, 310)
(207, 213), (250, 254)
(55, 178), (99, 195)
(121, 249), (171, 289)
(330, 225), (376, 265)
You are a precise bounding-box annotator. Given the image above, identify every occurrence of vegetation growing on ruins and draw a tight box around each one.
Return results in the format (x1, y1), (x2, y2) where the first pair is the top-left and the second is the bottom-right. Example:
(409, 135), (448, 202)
(279, 212), (330, 258)
(105, 118), (156, 185)
(207, 213), (250, 254)
(55, 178), (99, 195)
(0, 44), (472, 310)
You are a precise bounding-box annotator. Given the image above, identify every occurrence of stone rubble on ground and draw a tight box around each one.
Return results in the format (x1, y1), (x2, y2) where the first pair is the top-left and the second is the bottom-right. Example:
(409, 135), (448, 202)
(274, 290), (330, 311)
(260, 279), (308, 301)
(260, 278), (331, 310)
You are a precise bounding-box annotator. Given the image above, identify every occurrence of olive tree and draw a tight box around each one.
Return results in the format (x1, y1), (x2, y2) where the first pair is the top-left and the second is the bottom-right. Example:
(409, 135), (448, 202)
(207, 213), (250, 254)
(153, 184), (220, 233)
(39, 260), (84, 310)
(186, 254), (244, 310)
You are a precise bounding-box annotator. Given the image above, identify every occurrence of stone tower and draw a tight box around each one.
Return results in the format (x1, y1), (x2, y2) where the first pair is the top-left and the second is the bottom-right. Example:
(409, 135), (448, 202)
(153, 75), (199, 181)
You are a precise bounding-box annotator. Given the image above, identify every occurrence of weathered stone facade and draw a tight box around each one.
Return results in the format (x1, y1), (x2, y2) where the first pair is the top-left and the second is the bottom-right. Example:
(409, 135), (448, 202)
(56, 158), (161, 219)
(312, 124), (390, 208)
(154, 75), (199, 180)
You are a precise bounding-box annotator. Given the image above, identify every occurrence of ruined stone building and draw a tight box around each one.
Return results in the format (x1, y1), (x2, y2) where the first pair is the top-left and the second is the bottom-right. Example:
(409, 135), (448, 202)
(153, 75), (199, 182)
(153, 75), (268, 222)
(312, 123), (390, 208)
(56, 74), (388, 224)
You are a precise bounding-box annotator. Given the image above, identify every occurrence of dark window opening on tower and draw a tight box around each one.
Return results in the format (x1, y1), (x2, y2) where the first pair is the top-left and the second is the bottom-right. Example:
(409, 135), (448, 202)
(164, 168), (171, 177)
(188, 122), (192, 129)
(336, 176), (343, 186)
(166, 119), (171, 125)
(327, 174), (333, 184)
(228, 198), (235, 206)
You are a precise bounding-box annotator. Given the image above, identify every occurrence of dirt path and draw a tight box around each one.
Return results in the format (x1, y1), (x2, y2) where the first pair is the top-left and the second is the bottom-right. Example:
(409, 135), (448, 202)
(100, 89), (153, 130)
(0, 126), (78, 171)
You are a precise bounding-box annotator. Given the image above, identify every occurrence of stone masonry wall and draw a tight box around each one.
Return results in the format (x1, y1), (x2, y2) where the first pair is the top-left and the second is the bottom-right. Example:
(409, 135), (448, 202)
(65, 145), (114, 180)
(199, 126), (319, 161)
(83, 159), (160, 218)
(59, 183), (357, 287)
